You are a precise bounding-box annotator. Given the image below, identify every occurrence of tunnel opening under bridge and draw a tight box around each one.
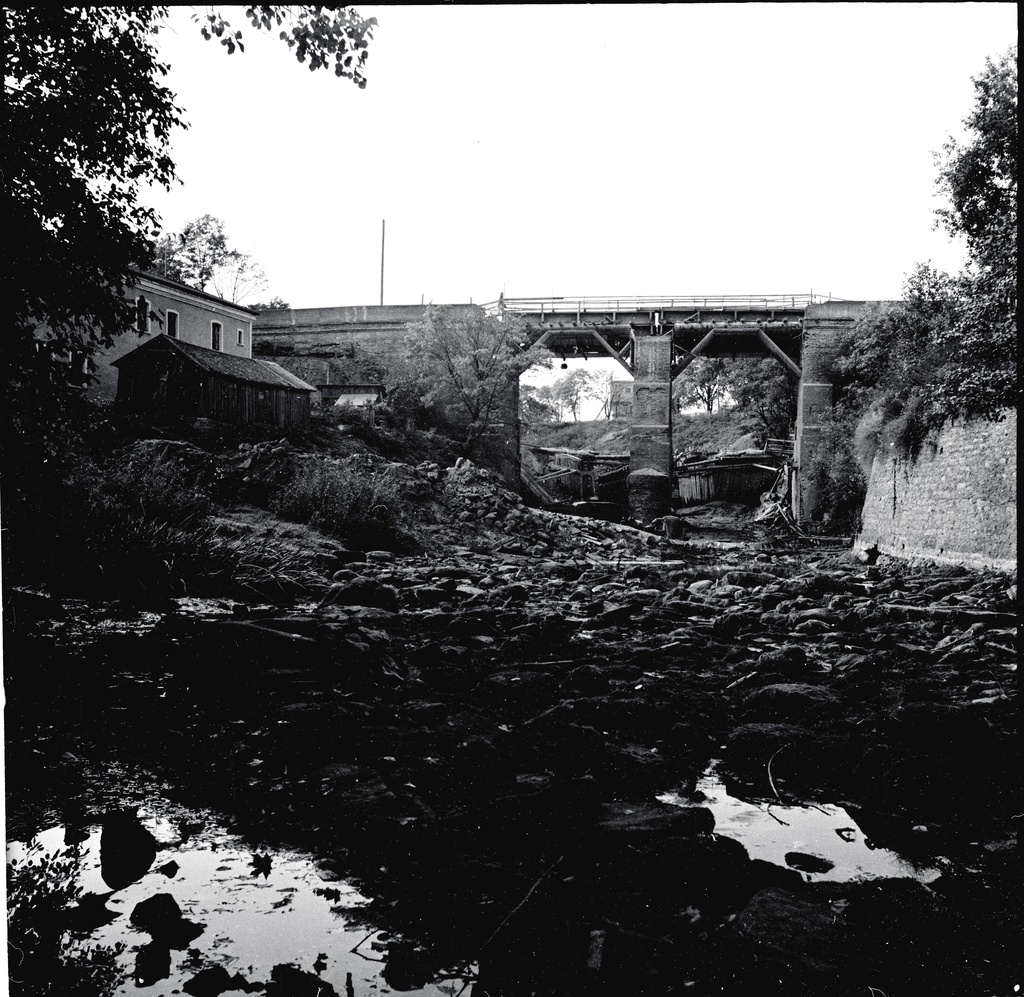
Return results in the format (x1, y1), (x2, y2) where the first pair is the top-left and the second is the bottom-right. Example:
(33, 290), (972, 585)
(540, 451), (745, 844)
(498, 297), (871, 524)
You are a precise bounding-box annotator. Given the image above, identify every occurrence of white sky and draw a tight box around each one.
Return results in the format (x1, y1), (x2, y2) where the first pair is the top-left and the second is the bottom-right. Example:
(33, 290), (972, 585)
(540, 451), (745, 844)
(145, 3), (1017, 308)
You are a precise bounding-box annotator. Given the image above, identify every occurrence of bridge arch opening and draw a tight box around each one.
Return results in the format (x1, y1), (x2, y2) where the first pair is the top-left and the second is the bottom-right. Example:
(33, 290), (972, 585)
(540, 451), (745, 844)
(500, 296), (870, 523)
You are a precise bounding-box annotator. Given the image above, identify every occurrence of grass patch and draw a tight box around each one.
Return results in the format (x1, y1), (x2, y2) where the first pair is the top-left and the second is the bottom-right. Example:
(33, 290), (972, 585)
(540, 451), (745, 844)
(4, 441), (325, 601)
(271, 459), (415, 552)
(673, 408), (760, 455)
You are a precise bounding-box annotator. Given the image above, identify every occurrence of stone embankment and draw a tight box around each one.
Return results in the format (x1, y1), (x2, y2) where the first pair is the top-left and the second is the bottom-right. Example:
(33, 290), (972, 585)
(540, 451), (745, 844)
(858, 409), (1017, 571)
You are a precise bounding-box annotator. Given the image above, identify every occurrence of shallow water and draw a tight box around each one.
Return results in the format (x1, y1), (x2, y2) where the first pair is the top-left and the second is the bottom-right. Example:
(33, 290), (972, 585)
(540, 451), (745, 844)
(7, 799), (472, 996)
(659, 763), (942, 884)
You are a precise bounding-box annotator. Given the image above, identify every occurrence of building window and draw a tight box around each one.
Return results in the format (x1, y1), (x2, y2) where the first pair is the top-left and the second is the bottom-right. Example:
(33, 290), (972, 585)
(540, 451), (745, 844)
(237, 328), (245, 347)
(166, 310), (179, 339)
(211, 322), (222, 351)
(136, 296), (150, 334)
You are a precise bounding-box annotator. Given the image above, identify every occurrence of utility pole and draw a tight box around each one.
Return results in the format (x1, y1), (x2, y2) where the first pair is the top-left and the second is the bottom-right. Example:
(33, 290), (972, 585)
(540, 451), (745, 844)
(380, 219), (385, 306)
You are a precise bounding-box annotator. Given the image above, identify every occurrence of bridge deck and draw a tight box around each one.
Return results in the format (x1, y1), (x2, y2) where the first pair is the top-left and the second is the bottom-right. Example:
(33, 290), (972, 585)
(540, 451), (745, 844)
(490, 292), (827, 315)
(494, 294), (826, 370)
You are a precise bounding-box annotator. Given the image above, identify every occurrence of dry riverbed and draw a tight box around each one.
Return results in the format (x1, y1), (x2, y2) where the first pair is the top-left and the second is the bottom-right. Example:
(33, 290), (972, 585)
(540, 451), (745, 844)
(4, 459), (1020, 996)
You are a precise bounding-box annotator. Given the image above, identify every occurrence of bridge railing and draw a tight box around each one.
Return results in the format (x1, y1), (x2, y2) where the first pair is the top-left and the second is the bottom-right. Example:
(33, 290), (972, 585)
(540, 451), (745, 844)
(483, 293), (833, 315)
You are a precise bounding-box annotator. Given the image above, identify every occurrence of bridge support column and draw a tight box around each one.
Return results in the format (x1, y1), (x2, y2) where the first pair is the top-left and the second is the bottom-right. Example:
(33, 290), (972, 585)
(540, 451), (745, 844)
(628, 334), (674, 523)
(500, 376), (521, 491)
(793, 381), (833, 521)
(794, 302), (866, 522)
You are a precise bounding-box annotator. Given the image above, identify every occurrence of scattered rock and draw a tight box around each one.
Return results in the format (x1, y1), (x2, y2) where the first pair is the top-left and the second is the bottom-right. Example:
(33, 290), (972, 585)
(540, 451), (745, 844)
(784, 851), (835, 874)
(130, 893), (205, 948)
(320, 578), (399, 611)
(265, 964), (338, 997)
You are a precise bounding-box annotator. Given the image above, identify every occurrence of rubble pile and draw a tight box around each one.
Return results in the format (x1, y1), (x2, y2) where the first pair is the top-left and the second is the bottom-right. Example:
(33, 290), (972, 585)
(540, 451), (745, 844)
(224, 446), (663, 567)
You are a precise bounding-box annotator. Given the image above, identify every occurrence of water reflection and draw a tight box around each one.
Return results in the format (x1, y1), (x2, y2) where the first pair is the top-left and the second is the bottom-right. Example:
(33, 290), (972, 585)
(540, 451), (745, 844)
(6, 802), (472, 996)
(659, 762), (941, 884)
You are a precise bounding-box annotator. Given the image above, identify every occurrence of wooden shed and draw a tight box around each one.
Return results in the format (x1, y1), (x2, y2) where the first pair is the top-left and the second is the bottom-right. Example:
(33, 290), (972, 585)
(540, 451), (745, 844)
(112, 334), (316, 430)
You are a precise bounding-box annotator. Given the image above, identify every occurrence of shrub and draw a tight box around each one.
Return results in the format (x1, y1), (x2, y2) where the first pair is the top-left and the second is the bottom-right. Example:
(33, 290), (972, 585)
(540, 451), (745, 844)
(6, 841), (126, 996)
(877, 394), (934, 461)
(272, 459), (414, 552)
(802, 411), (867, 534)
(852, 402), (888, 472)
(104, 454), (214, 526)
(853, 395), (936, 472)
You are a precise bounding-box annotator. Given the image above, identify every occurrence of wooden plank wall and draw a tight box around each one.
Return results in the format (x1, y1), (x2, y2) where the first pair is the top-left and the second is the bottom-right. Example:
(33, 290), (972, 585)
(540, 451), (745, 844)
(116, 355), (310, 431)
(200, 376), (310, 431)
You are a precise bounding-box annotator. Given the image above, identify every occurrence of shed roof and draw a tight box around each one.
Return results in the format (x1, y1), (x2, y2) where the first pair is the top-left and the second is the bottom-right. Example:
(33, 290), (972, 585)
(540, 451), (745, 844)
(113, 335), (316, 391)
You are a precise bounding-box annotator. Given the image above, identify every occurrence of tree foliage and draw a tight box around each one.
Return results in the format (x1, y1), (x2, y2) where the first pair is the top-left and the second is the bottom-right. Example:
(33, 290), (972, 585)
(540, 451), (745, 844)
(839, 265), (955, 404)
(153, 214), (270, 303)
(806, 51), (1016, 526)
(520, 384), (559, 424)
(154, 215), (233, 290)
(935, 46), (1017, 259)
(726, 357), (798, 440)
(198, 5), (376, 85)
(553, 367), (604, 421)
(931, 45), (1017, 421)
(249, 296), (292, 312)
(4, 5), (374, 473)
(674, 357), (730, 414)
(6, 6), (373, 356)
(673, 355), (796, 438)
(828, 47), (1016, 474)
(6, 7), (179, 358)
(393, 307), (548, 458)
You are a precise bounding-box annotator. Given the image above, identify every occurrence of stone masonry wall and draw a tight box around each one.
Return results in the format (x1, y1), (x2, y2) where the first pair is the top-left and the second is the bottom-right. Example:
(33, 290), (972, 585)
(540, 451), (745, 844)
(252, 327), (411, 384)
(857, 409), (1017, 571)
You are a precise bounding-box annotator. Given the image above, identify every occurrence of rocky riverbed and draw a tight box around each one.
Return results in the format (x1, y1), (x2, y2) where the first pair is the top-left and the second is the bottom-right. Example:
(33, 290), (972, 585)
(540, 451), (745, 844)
(4, 458), (1020, 996)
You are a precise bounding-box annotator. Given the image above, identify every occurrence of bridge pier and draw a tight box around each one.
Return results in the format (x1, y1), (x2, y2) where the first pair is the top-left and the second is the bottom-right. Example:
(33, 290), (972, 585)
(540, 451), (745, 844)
(793, 302), (864, 522)
(628, 333), (674, 522)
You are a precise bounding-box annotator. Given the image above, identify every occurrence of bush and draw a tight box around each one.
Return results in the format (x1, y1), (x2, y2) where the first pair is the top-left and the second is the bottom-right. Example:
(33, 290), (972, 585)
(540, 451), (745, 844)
(852, 402), (888, 472)
(853, 395), (936, 472)
(803, 411), (867, 533)
(2, 441), (307, 599)
(6, 841), (126, 996)
(105, 455), (214, 526)
(272, 459), (414, 552)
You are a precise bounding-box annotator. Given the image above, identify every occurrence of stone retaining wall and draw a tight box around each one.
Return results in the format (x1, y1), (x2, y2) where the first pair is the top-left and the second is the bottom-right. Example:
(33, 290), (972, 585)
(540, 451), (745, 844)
(857, 409), (1017, 571)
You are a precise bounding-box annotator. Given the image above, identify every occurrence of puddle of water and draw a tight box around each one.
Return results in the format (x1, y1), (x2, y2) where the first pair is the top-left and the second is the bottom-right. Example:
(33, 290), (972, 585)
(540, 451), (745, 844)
(659, 763), (941, 885)
(40, 598), (285, 642)
(7, 801), (472, 996)
(171, 596), (247, 616)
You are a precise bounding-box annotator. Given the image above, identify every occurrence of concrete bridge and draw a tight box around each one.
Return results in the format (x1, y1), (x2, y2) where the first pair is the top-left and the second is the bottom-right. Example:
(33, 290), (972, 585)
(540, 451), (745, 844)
(495, 294), (871, 523)
(253, 295), (872, 524)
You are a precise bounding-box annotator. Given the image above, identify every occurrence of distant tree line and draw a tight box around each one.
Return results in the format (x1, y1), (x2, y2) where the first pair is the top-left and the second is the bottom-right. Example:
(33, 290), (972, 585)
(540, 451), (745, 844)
(673, 356), (797, 442)
(520, 368), (614, 424)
